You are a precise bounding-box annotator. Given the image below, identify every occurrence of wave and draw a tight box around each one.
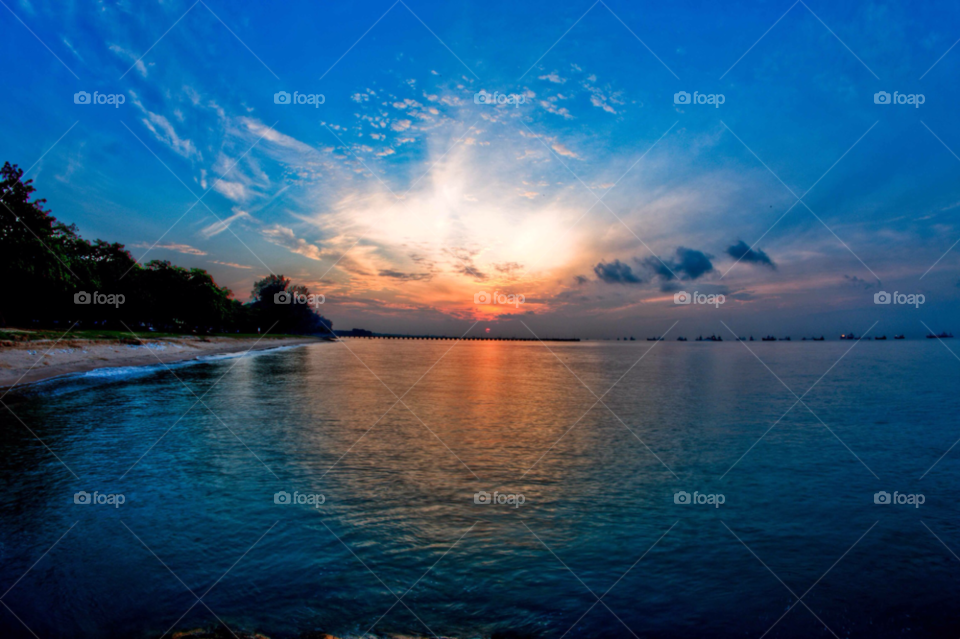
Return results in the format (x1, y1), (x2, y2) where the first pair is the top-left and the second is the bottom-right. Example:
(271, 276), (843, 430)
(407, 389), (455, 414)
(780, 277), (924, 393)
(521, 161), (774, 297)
(14, 343), (313, 396)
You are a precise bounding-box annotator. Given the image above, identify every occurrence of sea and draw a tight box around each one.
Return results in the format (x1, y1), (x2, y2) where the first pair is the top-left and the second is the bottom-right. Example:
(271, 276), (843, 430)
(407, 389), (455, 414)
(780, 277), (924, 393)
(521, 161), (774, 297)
(1, 339), (958, 638)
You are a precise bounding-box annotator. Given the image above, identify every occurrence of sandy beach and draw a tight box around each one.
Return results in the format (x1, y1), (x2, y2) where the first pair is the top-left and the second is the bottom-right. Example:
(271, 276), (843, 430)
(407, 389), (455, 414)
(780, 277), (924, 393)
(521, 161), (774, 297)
(0, 334), (322, 390)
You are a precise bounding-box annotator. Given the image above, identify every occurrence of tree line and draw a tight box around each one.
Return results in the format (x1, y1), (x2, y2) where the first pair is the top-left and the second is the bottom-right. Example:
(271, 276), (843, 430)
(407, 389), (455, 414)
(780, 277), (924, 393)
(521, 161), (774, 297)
(0, 162), (332, 335)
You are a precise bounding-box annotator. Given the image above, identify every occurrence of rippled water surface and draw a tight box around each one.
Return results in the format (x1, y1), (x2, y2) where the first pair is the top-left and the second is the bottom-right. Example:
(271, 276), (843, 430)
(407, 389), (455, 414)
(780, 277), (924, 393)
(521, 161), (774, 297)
(2, 340), (959, 638)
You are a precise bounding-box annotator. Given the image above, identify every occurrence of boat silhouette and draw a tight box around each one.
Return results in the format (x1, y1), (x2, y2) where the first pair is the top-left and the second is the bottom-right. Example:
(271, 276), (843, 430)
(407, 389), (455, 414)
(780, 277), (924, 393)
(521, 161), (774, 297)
(779, 336), (791, 341)
(927, 332), (954, 339)
(840, 333), (860, 340)
(894, 334), (905, 339)
(762, 335), (776, 341)
(677, 336), (687, 341)
(875, 335), (887, 340)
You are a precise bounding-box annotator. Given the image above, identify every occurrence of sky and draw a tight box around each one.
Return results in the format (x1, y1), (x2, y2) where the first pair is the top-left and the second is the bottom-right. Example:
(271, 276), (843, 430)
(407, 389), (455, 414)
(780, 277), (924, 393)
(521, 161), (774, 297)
(3, 0), (960, 338)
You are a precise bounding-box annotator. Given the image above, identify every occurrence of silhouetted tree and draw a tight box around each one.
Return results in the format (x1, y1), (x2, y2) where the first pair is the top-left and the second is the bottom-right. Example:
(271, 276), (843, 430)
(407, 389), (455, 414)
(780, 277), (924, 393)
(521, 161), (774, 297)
(250, 274), (333, 334)
(0, 161), (331, 335)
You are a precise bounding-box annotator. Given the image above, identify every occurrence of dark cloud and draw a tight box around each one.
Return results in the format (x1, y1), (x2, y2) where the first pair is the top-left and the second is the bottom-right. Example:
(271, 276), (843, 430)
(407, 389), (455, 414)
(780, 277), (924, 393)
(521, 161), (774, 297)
(443, 247), (488, 281)
(641, 247), (714, 289)
(494, 261), (523, 274)
(593, 259), (643, 284)
(844, 274), (874, 290)
(378, 269), (433, 281)
(725, 288), (755, 300)
(457, 265), (487, 280)
(493, 261), (524, 281)
(726, 240), (776, 269)
(574, 275), (589, 285)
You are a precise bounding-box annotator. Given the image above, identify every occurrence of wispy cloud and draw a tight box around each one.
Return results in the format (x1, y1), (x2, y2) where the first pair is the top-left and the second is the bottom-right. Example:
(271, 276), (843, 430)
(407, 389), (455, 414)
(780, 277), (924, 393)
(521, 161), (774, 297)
(134, 242), (206, 256)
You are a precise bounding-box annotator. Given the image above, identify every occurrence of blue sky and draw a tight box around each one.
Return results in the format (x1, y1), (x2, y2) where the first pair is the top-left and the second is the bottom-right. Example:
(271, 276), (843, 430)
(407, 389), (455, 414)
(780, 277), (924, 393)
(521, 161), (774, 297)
(3, 0), (960, 337)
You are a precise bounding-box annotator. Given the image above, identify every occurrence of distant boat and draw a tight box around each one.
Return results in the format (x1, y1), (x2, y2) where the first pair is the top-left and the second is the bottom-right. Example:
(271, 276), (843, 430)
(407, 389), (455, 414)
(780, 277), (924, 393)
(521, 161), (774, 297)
(647, 336), (664, 341)
(894, 334), (905, 340)
(779, 336), (791, 341)
(762, 335), (776, 341)
(840, 333), (860, 340)
(749, 336), (755, 341)
(814, 336), (825, 341)
(677, 336), (687, 341)
(875, 335), (887, 340)
(927, 332), (954, 339)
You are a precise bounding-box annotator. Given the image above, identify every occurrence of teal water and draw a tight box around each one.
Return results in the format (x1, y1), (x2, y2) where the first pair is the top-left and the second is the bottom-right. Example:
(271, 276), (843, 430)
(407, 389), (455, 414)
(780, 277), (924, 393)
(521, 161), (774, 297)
(1, 340), (959, 638)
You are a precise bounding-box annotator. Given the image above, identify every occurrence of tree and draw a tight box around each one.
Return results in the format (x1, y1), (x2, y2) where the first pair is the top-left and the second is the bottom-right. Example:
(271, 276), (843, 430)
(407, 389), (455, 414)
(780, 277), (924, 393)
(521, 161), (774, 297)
(0, 161), (331, 335)
(251, 274), (333, 334)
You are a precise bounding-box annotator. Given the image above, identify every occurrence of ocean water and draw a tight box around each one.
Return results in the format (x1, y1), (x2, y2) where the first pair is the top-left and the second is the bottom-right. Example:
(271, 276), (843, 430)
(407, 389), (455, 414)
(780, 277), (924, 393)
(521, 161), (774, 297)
(1, 339), (959, 638)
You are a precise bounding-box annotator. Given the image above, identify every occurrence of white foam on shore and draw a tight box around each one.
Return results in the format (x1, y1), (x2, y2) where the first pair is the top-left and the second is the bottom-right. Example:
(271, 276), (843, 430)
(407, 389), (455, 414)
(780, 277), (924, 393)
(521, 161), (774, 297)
(194, 343), (306, 362)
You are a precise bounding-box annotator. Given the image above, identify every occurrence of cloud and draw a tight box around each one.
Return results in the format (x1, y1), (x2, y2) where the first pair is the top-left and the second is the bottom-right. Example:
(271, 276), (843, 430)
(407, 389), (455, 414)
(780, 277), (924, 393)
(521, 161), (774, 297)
(444, 247), (488, 281)
(844, 274), (874, 290)
(261, 225), (325, 261)
(134, 242), (206, 256)
(551, 142), (580, 159)
(212, 181), (247, 202)
(109, 44), (147, 77)
(539, 97), (574, 119)
(201, 209), (252, 238)
(726, 240), (776, 269)
(539, 72), (566, 84)
(378, 269), (433, 281)
(594, 259), (642, 284)
(642, 247), (714, 289)
(494, 262), (524, 275)
(238, 118), (318, 155)
(581, 78), (624, 115)
(129, 93), (197, 158)
(210, 260), (252, 269)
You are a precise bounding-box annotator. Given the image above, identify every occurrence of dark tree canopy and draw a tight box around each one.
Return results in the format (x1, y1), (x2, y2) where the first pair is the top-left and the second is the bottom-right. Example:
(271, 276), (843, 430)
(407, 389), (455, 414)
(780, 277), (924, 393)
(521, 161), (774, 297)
(0, 161), (331, 335)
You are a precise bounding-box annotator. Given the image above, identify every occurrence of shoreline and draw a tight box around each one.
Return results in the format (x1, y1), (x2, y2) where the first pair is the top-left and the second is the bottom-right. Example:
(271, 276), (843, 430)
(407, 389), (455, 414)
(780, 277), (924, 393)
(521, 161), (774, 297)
(0, 335), (323, 391)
